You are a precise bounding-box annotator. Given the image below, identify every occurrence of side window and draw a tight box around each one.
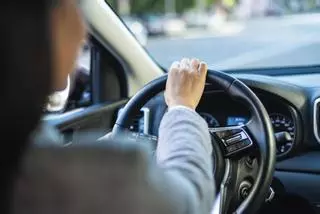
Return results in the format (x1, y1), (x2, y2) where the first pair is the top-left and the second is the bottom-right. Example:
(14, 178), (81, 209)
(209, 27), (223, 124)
(46, 40), (92, 113)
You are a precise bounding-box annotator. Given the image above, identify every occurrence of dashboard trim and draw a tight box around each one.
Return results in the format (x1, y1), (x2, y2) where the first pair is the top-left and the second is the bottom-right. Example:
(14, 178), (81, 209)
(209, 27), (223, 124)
(313, 98), (320, 144)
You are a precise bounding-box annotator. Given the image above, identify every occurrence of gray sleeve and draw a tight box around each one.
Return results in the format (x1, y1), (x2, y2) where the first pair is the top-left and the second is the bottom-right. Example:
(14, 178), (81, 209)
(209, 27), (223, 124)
(156, 108), (215, 214)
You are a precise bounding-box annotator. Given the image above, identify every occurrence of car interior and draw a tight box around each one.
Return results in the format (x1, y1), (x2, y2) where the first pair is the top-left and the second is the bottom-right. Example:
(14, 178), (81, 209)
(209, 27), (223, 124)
(43, 0), (320, 213)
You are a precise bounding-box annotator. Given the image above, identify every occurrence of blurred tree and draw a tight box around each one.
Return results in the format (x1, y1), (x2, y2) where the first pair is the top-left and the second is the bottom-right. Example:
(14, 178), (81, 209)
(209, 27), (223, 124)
(206, 0), (218, 7)
(131, 0), (165, 14)
(176, 0), (195, 13)
(106, 0), (218, 14)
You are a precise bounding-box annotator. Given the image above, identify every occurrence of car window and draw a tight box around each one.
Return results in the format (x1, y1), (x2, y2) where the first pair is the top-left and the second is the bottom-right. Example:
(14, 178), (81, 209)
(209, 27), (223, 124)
(46, 41), (91, 113)
(107, 0), (320, 70)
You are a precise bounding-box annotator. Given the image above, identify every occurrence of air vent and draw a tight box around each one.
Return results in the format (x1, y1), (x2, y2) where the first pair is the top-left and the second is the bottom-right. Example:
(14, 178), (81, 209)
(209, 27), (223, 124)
(118, 107), (150, 134)
(313, 98), (320, 143)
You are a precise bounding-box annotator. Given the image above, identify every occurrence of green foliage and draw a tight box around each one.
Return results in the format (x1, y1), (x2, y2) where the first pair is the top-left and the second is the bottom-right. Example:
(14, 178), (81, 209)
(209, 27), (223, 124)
(106, 0), (218, 15)
(131, 0), (165, 14)
(176, 0), (196, 13)
(129, 0), (196, 14)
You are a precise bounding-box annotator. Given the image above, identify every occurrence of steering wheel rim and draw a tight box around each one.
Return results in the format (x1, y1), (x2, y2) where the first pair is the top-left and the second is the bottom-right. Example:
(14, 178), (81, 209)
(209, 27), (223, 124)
(113, 70), (276, 213)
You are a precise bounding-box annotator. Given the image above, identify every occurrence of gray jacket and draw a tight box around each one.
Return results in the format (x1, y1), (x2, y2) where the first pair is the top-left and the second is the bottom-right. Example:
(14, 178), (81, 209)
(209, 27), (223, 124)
(13, 108), (215, 214)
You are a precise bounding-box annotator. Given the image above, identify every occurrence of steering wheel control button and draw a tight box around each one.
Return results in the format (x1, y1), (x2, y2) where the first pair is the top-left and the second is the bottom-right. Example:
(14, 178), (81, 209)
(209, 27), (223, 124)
(226, 134), (252, 156)
(239, 139), (251, 147)
(210, 127), (253, 156)
(225, 134), (242, 145)
(212, 129), (242, 140)
(227, 145), (237, 153)
(241, 187), (250, 199)
(239, 181), (252, 200)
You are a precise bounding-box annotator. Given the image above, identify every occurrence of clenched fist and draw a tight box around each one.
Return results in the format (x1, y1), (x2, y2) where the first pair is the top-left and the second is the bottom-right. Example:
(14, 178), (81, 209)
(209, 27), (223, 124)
(165, 58), (208, 110)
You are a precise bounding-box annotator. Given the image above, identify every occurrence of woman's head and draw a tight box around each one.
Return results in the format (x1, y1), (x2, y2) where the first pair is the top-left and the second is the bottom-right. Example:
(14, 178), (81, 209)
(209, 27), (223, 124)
(0, 0), (86, 207)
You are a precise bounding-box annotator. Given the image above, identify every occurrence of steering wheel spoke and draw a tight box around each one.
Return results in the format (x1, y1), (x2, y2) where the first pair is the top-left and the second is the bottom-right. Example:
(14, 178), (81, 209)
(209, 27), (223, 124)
(212, 159), (234, 214)
(210, 124), (263, 214)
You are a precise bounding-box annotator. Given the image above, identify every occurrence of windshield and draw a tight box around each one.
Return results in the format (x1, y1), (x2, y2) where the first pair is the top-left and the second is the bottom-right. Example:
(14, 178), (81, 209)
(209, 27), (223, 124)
(108, 0), (320, 70)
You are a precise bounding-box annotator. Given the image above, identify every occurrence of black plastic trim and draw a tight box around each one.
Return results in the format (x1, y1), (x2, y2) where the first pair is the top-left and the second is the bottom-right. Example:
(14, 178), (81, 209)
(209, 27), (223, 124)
(87, 23), (131, 98)
(91, 37), (102, 104)
(275, 170), (320, 204)
(276, 151), (320, 174)
(226, 65), (320, 76)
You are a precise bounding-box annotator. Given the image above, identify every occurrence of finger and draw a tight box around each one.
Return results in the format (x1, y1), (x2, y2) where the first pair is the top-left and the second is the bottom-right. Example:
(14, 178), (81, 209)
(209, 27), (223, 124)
(199, 61), (208, 79)
(170, 61), (180, 71)
(190, 58), (200, 72)
(180, 58), (190, 70)
(181, 58), (190, 65)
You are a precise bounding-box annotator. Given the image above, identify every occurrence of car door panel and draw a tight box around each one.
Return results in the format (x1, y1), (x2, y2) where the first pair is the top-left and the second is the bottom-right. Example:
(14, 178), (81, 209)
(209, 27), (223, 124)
(43, 100), (127, 145)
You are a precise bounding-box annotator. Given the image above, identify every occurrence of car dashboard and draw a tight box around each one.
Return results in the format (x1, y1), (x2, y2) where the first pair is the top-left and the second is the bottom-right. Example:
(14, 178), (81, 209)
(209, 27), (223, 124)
(123, 73), (320, 212)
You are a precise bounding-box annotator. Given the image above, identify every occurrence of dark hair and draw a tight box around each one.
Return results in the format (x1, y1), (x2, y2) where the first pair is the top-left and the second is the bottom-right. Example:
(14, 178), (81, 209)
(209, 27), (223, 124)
(0, 2), (53, 212)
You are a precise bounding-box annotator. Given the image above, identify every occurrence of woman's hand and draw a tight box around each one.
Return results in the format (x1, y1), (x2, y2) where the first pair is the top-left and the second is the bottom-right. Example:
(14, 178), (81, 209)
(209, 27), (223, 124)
(165, 58), (208, 110)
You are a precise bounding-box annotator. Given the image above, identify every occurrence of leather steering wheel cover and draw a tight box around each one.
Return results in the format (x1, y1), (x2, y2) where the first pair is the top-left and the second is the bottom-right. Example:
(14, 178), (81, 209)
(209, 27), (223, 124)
(112, 70), (276, 213)
(227, 80), (276, 213)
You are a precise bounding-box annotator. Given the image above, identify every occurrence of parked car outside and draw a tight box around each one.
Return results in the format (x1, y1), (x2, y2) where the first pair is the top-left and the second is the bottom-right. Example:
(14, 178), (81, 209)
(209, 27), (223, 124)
(162, 14), (187, 36)
(122, 16), (148, 46)
(140, 14), (165, 36)
(182, 10), (211, 28)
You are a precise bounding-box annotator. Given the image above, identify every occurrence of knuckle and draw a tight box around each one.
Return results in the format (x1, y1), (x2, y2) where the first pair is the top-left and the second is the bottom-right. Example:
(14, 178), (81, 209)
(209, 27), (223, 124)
(191, 58), (199, 64)
(181, 68), (189, 73)
(169, 68), (179, 74)
(192, 68), (199, 74)
(171, 67), (179, 72)
(189, 70), (197, 76)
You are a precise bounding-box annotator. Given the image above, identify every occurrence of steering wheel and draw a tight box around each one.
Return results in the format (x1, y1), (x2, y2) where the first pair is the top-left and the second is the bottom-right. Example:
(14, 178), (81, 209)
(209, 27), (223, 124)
(112, 70), (276, 214)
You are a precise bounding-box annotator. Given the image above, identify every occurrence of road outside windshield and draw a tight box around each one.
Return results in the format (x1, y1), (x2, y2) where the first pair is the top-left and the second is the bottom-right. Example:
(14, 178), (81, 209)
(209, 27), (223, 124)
(108, 0), (320, 70)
